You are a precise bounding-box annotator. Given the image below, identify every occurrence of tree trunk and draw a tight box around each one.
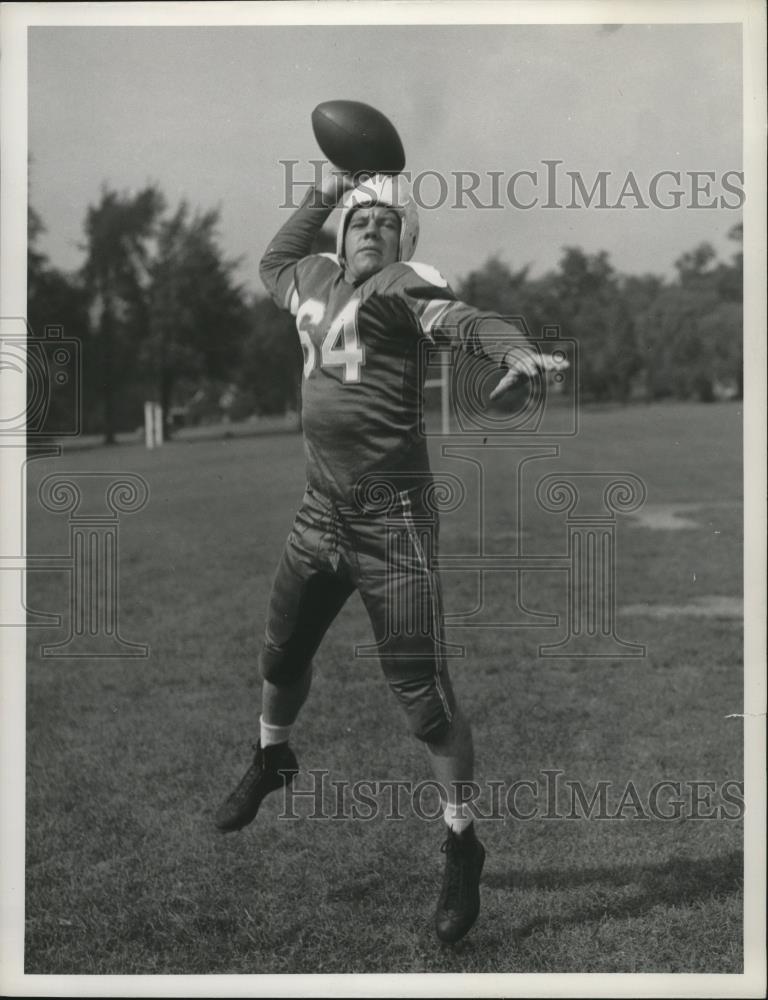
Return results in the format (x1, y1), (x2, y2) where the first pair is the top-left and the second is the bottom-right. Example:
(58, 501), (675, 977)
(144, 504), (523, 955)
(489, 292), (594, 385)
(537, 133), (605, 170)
(101, 311), (116, 445)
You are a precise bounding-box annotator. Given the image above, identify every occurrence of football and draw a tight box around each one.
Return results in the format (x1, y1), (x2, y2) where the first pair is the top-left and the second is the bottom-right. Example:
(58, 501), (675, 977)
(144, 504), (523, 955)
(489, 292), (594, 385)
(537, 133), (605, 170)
(311, 100), (406, 175)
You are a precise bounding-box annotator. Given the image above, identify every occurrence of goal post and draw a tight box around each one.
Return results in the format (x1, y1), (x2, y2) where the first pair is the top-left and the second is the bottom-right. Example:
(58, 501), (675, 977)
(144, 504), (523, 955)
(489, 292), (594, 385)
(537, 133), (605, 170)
(424, 348), (451, 436)
(144, 401), (163, 449)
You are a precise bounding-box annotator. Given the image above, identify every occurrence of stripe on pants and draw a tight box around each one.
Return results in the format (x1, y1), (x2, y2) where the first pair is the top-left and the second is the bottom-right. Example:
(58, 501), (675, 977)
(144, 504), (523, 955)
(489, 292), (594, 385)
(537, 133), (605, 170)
(398, 490), (453, 724)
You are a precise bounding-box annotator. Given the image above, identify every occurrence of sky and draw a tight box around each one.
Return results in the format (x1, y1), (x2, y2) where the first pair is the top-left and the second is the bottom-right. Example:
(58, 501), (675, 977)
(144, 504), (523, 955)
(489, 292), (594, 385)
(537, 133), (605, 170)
(27, 21), (743, 294)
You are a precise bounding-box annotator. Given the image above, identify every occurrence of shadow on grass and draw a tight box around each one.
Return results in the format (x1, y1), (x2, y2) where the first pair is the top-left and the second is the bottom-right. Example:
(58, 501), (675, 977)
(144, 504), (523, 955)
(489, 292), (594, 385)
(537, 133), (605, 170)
(484, 849), (743, 939)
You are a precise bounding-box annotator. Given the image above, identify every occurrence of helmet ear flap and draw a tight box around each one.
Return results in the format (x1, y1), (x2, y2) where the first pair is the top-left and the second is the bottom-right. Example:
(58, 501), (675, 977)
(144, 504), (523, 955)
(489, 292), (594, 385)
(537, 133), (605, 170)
(398, 199), (419, 262)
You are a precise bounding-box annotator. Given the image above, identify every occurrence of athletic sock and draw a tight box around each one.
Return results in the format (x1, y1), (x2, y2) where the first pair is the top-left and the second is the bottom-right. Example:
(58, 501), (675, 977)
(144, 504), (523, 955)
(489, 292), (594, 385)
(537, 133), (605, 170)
(443, 802), (473, 836)
(259, 716), (292, 748)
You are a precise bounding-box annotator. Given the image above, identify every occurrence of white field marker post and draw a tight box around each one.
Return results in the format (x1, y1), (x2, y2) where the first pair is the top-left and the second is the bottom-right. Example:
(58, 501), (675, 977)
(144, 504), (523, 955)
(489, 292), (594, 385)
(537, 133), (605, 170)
(153, 402), (163, 447)
(144, 401), (163, 449)
(440, 360), (450, 436)
(424, 349), (451, 436)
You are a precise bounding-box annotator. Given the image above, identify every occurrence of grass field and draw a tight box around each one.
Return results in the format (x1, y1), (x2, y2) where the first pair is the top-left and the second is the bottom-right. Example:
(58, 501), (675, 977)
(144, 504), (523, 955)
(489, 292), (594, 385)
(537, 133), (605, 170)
(24, 401), (744, 975)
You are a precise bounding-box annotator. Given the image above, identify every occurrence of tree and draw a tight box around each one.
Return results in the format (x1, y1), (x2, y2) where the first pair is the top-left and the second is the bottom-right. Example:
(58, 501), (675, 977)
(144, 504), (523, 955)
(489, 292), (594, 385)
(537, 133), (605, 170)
(622, 273), (667, 402)
(661, 237), (743, 400)
(549, 247), (642, 402)
(236, 296), (302, 419)
(27, 206), (92, 434)
(80, 186), (165, 443)
(458, 256), (530, 315)
(714, 224), (743, 304)
(142, 202), (249, 435)
(457, 249), (644, 402)
(696, 301), (742, 398)
(674, 242), (718, 291)
(28, 205), (49, 302)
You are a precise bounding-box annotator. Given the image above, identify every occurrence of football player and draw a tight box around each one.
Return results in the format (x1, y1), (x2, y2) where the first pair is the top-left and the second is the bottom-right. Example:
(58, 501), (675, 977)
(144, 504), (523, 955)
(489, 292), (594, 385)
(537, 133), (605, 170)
(215, 167), (560, 943)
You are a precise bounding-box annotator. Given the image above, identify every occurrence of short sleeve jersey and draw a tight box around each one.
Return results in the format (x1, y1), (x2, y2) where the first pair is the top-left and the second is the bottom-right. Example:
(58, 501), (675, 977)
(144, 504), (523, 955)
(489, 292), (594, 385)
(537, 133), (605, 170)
(260, 195), (521, 506)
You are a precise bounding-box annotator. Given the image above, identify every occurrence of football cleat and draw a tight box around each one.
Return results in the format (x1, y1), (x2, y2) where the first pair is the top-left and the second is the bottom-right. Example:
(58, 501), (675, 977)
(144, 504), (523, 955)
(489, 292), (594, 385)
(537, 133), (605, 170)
(434, 825), (486, 944)
(214, 741), (298, 833)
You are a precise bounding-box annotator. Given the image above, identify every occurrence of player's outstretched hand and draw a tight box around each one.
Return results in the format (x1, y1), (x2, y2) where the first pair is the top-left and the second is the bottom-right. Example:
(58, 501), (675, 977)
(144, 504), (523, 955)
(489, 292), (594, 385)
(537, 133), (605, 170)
(489, 347), (570, 400)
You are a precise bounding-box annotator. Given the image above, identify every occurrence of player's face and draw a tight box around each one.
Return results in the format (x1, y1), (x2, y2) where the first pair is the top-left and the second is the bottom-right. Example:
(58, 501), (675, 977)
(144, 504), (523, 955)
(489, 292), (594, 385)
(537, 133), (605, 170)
(344, 206), (401, 280)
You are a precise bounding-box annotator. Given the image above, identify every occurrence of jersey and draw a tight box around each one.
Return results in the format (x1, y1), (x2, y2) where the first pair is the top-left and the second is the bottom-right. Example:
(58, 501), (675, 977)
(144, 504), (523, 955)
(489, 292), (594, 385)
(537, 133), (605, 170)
(259, 191), (523, 506)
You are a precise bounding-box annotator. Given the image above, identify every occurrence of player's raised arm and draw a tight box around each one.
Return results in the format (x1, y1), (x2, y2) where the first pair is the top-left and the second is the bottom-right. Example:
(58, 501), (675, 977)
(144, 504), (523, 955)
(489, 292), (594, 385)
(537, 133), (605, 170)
(259, 167), (354, 311)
